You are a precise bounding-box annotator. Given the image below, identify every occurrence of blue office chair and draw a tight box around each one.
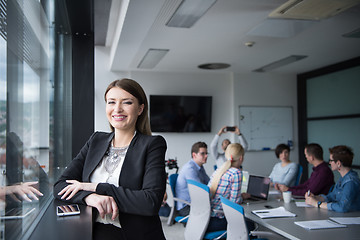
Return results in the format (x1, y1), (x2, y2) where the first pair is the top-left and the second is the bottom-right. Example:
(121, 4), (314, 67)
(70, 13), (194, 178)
(184, 179), (226, 240)
(220, 196), (277, 240)
(166, 173), (190, 226)
(295, 164), (303, 186)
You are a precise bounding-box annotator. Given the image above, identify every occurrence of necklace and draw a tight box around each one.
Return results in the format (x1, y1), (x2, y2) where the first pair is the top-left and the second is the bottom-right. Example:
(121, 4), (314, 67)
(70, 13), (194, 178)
(104, 145), (129, 174)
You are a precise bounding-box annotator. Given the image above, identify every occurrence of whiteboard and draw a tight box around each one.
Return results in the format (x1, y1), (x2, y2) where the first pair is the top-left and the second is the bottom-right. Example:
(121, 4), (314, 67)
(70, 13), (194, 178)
(239, 106), (293, 151)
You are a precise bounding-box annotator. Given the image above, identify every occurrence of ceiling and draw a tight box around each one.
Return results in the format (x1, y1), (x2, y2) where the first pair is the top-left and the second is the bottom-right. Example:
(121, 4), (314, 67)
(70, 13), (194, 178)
(95, 0), (360, 75)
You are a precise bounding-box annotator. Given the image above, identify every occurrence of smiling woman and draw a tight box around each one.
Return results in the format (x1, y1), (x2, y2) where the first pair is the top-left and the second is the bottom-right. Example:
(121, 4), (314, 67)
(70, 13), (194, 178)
(54, 79), (168, 240)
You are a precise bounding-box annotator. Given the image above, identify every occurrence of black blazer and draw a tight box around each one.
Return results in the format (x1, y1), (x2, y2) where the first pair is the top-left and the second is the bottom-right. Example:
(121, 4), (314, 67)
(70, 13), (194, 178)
(54, 131), (167, 240)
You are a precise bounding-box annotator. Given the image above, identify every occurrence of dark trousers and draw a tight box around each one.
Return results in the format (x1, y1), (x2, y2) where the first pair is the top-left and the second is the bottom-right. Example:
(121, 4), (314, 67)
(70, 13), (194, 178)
(93, 222), (127, 240)
(178, 205), (190, 216)
(207, 216), (256, 233)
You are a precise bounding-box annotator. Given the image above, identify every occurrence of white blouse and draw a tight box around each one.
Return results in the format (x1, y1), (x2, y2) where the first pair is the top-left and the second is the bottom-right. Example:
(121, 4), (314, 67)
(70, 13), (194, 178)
(90, 145), (128, 228)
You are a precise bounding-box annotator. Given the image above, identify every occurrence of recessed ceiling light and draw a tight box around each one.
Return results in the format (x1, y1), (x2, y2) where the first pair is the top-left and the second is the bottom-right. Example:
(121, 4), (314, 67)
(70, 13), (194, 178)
(166, 0), (217, 28)
(198, 63), (230, 70)
(253, 55), (307, 72)
(137, 49), (169, 69)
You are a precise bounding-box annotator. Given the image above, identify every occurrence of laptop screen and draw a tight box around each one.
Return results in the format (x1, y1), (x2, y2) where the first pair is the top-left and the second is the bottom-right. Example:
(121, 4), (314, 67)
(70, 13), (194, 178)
(246, 175), (270, 200)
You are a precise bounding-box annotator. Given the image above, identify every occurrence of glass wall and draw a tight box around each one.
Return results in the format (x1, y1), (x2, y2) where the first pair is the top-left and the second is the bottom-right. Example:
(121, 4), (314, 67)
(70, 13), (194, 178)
(298, 59), (360, 182)
(0, 0), (72, 239)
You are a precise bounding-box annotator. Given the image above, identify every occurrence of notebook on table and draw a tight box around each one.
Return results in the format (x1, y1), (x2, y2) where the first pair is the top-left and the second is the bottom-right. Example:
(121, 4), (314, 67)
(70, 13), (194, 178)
(244, 175), (270, 203)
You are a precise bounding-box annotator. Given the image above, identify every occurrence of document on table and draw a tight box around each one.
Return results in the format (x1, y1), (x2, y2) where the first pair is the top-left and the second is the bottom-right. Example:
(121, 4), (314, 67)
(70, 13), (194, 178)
(252, 206), (296, 219)
(295, 201), (313, 207)
(294, 220), (347, 230)
(329, 217), (360, 225)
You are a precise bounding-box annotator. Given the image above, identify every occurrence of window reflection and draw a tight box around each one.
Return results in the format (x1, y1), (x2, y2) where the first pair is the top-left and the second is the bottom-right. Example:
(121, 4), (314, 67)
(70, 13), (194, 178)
(0, 0), (72, 239)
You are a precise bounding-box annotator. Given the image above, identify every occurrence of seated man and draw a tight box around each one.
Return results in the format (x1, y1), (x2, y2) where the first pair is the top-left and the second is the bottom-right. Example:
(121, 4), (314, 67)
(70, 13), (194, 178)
(276, 143), (334, 196)
(175, 142), (210, 216)
(305, 145), (360, 212)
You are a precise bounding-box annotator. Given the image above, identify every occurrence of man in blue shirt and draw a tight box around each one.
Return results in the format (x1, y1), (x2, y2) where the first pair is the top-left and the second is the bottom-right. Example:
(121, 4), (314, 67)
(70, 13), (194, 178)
(175, 141), (210, 216)
(305, 145), (360, 212)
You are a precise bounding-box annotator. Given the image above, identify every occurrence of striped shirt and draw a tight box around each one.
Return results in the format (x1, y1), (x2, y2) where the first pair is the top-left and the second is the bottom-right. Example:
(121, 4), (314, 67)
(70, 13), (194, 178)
(209, 167), (243, 218)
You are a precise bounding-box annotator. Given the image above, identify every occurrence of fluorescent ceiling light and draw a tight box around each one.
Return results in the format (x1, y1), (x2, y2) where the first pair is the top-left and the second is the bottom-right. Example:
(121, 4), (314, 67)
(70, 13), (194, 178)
(137, 49), (169, 69)
(253, 55), (307, 72)
(166, 0), (217, 28)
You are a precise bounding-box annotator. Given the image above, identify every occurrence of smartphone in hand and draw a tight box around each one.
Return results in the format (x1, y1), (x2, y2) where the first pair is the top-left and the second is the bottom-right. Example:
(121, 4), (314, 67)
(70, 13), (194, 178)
(226, 126), (235, 132)
(56, 204), (80, 217)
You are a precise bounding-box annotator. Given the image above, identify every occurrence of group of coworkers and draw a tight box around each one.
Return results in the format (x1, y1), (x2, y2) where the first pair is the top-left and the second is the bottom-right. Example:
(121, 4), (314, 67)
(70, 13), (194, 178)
(48, 78), (359, 240)
(174, 125), (360, 233)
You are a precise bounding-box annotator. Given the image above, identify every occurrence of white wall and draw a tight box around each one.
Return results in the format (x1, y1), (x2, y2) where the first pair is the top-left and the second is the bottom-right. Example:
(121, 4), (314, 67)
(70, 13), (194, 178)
(233, 73), (299, 177)
(95, 46), (298, 177)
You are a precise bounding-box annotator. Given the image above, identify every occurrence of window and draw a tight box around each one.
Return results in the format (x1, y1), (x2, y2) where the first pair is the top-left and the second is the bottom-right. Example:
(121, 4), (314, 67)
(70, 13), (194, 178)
(0, 0), (72, 238)
(298, 57), (360, 181)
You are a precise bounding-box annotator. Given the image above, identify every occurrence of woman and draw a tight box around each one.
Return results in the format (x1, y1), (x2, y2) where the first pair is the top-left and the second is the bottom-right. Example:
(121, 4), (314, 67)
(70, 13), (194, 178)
(207, 143), (250, 231)
(305, 145), (360, 212)
(53, 79), (167, 240)
(269, 144), (297, 187)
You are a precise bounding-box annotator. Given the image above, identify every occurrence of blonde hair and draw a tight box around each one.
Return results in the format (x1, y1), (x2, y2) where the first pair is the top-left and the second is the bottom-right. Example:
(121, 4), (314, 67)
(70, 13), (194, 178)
(209, 143), (244, 197)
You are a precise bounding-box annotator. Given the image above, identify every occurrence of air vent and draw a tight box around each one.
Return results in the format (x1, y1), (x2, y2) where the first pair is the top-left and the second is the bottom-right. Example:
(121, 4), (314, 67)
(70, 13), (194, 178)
(269, 0), (360, 20)
(198, 63), (230, 70)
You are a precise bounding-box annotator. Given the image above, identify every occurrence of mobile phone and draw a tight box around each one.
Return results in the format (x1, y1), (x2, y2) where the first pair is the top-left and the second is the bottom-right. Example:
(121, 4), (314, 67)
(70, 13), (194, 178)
(56, 204), (80, 217)
(226, 126), (235, 132)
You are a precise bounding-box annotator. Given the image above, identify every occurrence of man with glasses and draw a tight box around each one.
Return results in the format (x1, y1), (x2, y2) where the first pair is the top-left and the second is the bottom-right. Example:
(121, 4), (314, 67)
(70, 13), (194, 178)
(276, 143), (334, 196)
(175, 142), (210, 216)
(305, 145), (360, 212)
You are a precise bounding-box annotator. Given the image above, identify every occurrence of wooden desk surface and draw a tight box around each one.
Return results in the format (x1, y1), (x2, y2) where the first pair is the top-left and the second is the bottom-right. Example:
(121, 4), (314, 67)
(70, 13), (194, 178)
(242, 198), (360, 240)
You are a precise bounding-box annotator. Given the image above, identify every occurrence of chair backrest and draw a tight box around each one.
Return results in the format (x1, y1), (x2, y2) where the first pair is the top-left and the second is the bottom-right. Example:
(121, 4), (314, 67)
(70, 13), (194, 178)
(169, 173), (178, 200)
(295, 164), (303, 186)
(167, 173), (179, 226)
(184, 179), (211, 240)
(220, 196), (248, 240)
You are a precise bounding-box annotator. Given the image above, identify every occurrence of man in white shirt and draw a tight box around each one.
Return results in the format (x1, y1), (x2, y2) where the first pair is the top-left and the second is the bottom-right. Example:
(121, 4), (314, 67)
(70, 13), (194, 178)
(210, 126), (248, 169)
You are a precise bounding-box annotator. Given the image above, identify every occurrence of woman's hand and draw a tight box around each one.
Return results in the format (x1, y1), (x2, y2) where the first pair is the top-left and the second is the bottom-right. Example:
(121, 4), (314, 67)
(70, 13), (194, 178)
(241, 192), (251, 200)
(85, 193), (118, 220)
(3, 181), (43, 202)
(58, 180), (97, 200)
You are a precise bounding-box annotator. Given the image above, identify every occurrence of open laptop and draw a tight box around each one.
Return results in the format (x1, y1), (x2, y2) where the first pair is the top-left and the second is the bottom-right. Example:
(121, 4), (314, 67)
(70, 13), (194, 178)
(244, 175), (270, 203)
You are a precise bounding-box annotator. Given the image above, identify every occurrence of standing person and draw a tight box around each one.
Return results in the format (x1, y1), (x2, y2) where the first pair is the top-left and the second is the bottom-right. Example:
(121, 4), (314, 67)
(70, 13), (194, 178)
(210, 126), (248, 169)
(54, 79), (167, 240)
(175, 142), (210, 216)
(207, 143), (250, 232)
(276, 143), (334, 197)
(269, 143), (298, 187)
(305, 145), (360, 212)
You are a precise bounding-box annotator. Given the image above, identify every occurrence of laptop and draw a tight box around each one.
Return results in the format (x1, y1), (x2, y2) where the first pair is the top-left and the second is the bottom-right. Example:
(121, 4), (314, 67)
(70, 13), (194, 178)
(244, 175), (270, 203)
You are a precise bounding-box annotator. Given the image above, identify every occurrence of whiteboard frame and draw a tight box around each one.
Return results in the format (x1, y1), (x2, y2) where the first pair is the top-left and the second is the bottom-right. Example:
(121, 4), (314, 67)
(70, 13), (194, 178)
(239, 106), (293, 151)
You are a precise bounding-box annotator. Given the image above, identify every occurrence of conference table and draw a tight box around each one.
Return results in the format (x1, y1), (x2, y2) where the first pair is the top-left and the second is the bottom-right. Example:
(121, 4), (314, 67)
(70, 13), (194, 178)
(242, 192), (360, 240)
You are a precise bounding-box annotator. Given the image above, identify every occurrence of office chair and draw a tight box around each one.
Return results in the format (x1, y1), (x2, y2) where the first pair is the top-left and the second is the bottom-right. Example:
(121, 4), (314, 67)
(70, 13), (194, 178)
(166, 173), (190, 226)
(220, 196), (278, 240)
(184, 180), (226, 240)
(295, 164), (303, 186)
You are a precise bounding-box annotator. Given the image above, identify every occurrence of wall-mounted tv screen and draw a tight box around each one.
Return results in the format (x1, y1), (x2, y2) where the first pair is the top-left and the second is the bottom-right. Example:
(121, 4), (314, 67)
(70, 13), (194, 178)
(150, 95), (212, 132)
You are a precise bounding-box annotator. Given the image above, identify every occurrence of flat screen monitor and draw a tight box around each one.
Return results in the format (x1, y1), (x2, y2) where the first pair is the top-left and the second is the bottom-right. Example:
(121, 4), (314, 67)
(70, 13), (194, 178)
(150, 95), (212, 132)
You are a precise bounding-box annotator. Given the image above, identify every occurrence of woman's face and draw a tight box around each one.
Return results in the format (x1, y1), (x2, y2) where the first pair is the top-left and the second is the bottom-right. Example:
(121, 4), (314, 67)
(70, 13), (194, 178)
(279, 149), (290, 161)
(105, 87), (144, 132)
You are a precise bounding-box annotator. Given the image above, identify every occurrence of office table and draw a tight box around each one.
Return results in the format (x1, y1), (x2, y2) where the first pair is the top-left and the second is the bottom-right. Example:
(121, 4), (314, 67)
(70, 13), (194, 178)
(242, 199), (360, 240)
(28, 198), (93, 240)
